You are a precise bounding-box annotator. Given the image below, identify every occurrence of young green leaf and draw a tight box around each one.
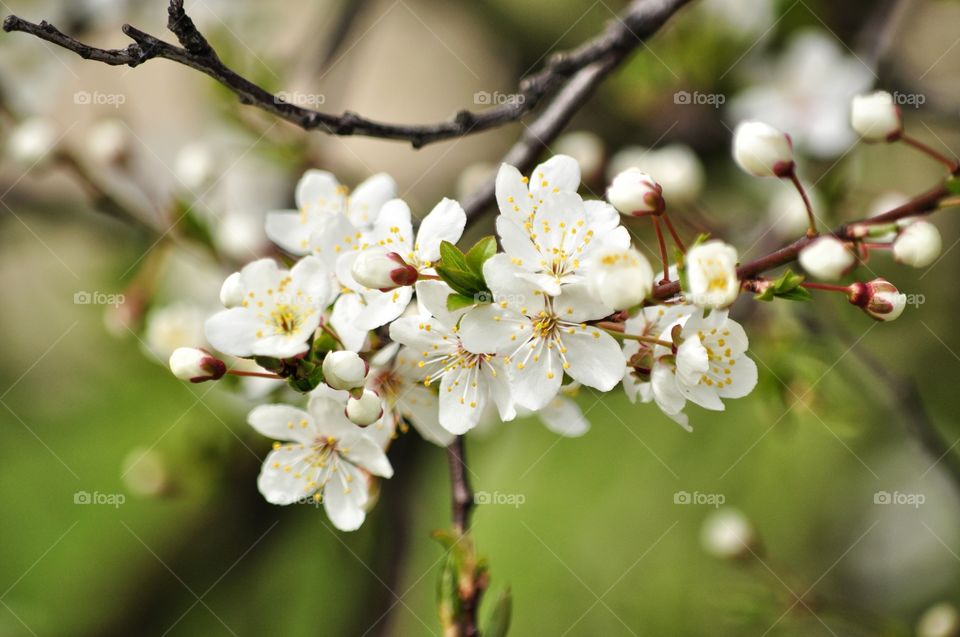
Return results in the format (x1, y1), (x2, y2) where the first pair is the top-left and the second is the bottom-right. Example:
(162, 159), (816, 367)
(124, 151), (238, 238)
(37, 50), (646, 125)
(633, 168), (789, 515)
(446, 293), (477, 312)
(439, 240), (468, 271)
(464, 235), (497, 279)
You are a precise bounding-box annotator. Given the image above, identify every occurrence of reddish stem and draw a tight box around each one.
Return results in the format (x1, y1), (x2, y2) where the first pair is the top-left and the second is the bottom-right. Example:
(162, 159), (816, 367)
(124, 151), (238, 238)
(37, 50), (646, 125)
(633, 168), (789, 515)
(788, 172), (818, 237)
(227, 370), (283, 379)
(800, 281), (851, 294)
(662, 213), (686, 252)
(651, 215), (670, 283)
(901, 134), (960, 172)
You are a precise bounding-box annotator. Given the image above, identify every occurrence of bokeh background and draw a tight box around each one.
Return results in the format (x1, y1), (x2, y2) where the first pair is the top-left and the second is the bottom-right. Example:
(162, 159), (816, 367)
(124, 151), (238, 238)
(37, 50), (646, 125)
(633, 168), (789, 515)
(2, 0), (960, 635)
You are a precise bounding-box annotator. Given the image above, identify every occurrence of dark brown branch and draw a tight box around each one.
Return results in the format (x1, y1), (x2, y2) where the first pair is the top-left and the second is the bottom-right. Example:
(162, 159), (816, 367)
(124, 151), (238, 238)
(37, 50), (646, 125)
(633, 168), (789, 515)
(652, 180), (953, 300)
(447, 435), (475, 535)
(462, 0), (692, 224)
(2, 0), (691, 149)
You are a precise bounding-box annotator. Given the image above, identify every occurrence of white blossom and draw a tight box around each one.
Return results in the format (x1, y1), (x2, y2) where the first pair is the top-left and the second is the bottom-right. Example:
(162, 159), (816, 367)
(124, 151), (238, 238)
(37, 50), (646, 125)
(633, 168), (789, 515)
(390, 280), (515, 434)
(248, 393), (393, 531)
(732, 121), (794, 177)
(684, 240), (740, 309)
(851, 90), (902, 142)
(205, 257), (333, 358)
(798, 236), (855, 280)
(606, 168), (664, 216)
(266, 169), (396, 255)
(458, 255), (625, 411)
(7, 117), (57, 165)
(586, 246), (654, 310)
(893, 220), (941, 268)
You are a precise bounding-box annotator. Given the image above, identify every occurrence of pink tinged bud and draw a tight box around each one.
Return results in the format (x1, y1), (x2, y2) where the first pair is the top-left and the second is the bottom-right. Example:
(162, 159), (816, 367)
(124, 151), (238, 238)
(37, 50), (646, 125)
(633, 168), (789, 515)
(732, 121), (795, 178)
(606, 168), (665, 216)
(893, 220), (941, 268)
(851, 91), (902, 143)
(168, 347), (226, 382)
(848, 278), (906, 322)
(798, 237), (855, 281)
(345, 389), (383, 426)
(322, 350), (368, 391)
(351, 249), (418, 291)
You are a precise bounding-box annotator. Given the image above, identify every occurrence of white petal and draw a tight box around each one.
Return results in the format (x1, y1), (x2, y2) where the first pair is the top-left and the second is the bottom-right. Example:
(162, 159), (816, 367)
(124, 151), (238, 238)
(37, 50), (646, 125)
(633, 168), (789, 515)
(290, 255), (333, 308)
(265, 210), (312, 255)
(483, 359), (516, 422)
(552, 282), (613, 323)
(414, 279), (463, 327)
(248, 404), (315, 443)
(205, 308), (262, 357)
(538, 396), (590, 437)
(257, 447), (315, 505)
(530, 155), (581, 195)
(330, 294), (369, 352)
(651, 363), (687, 417)
(373, 199), (414, 253)
(307, 394), (360, 439)
(309, 213), (365, 272)
(341, 434), (393, 477)
(482, 254), (546, 313)
(496, 215), (541, 267)
(396, 384), (455, 446)
(388, 316), (448, 357)
(583, 199), (621, 234)
(415, 198), (466, 264)
(509, 350), (563, 411)
(295, 169), (341, 211)
(458, 303), (529, 354)
(239, 258), (283, 294)
(322, 465), (367, 531)
(350, 173), (397, 227)
(356, 286), (414, 330)
(438, 369), (487, 434)
(718, 356), (758, 399)
(495, 163), (534, 225)
(560, 326), (625, 391)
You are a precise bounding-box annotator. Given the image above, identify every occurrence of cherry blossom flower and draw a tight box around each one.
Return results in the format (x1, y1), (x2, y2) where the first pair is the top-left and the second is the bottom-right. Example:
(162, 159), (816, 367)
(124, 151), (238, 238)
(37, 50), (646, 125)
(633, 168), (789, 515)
(585, 246), (654, 310)
(390, 280), (515, 434)
(249, 392), (393, 531)
(205, 257), (333, 358)
(266, 169), (396, 255)
(458, 255), (626, 411)
(495, 154), (583, 228)
(331, 197), (466, 331)
(684, 240), (740, 309)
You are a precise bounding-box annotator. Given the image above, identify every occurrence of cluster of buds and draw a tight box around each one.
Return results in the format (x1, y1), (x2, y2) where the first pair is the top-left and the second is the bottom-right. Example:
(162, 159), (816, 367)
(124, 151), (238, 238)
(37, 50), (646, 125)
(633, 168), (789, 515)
(322, 350), (382, 426)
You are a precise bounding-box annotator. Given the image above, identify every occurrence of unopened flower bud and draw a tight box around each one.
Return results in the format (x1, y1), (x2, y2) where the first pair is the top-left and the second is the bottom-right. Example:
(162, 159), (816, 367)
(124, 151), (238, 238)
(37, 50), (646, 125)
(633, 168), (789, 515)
(732, 121), (795, 178)
(798, 236), (855, 281)
(851, 91), (902, 142)
(587, 247), (654, 309)
(219, 272), (244, 308)
(174, 142), (215, 190)
(169, 347), (226, 382)
(351, 249), (418, 290)
(322, 350), (368, 390)
(917, 602), (960, 637)
(345, 389), (383, 426)
(606, 168), (664, 216)
(893, 220), (941, 268)
(848, 278), (906, 322)
(700, 507), (758, 560)
(7, 117), (57, 166)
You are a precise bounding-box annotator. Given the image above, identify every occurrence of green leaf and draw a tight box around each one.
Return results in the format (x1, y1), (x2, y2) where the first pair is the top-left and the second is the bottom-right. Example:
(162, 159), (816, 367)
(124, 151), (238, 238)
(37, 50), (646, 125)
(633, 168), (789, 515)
(439, 240), (468, 271)
(947, 176), (960, 195)
(484, 588), (513, 637)
(464, 235), (497, 279)
(753, 268), (811, 302)
(775, 287), (812, 301)
(447, 293), (478, 312)
(435, 265), (484, 297)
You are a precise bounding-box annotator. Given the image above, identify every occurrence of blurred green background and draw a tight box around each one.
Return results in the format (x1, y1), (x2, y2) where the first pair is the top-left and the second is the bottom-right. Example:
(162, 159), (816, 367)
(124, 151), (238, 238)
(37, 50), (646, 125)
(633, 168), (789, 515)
(3, 0), (960, 635)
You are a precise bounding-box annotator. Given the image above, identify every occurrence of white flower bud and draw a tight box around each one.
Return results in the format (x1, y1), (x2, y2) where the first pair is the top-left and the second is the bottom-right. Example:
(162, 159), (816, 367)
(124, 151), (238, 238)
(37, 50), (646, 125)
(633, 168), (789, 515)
(587, 247), (654, 310)
(700, 507), (758, 560)
(685, 240), (740, 309)
(7, 117), (57, 166)
(606, 168), (665, 216)
(351, 248), (418, 290)
(554, 131), (605, 183)
(850, 91), (901, 142)
(893, 220), (941, 268)
(345, 389), (383, 426)
(848, 278), (906, 322)
(174, 142), (215, 191)
(168, 347), (226, 382)
(732, 121), (795, 178)
(219, 272), (245, 308)
(86, 118), (130, 165)
(798, 237), (855, 281)
(917, 602), (960, 637)
(322, 350), (368, 391)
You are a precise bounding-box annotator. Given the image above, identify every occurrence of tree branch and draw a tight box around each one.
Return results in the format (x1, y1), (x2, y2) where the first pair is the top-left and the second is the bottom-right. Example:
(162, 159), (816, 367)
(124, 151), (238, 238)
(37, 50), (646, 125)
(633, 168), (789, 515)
(447, 435), (475, 535)
(2, 0), (691, 149)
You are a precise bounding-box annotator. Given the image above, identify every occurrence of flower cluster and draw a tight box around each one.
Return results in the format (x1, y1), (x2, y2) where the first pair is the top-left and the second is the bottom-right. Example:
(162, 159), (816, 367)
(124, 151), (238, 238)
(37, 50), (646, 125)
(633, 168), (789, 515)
(168, 88), (946, 530)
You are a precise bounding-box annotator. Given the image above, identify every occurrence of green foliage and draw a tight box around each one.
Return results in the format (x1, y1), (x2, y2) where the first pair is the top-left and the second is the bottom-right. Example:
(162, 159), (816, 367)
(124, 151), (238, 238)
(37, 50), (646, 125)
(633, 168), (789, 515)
(435, 237), (497, 309)
(753, 268), (811, 302)
(485, 588), (513, 637)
